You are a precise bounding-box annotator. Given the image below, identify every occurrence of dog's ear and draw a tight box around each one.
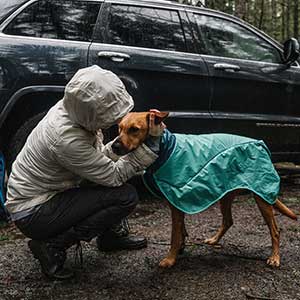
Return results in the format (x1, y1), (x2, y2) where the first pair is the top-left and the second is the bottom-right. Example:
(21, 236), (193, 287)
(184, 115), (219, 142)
(150, 109), (169, 125)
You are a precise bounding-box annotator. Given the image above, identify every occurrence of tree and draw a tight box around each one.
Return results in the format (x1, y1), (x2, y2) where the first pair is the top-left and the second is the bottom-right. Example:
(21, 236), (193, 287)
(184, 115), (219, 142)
(235, 0), (246, 19)
(174, 0), (300, 43)
(294, 0), (299, 39)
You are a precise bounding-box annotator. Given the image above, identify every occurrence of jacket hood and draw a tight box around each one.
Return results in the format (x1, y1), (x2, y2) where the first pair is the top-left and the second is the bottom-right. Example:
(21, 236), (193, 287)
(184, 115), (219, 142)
(63, 65), (134, 131)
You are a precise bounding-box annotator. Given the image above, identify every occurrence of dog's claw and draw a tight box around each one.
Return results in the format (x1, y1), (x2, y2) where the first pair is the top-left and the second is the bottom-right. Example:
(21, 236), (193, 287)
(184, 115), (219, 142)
(159, 257), (176, 268)
(267, 255), (280, 267)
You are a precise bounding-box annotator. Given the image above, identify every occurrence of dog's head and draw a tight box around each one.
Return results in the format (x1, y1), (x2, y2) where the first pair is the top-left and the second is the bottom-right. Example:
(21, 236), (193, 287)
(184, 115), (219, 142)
(112, 110), (169, 155)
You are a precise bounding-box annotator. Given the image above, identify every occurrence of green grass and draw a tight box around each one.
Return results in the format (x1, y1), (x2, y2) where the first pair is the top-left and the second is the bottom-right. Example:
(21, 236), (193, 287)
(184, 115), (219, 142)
(0, 234), (9, 241)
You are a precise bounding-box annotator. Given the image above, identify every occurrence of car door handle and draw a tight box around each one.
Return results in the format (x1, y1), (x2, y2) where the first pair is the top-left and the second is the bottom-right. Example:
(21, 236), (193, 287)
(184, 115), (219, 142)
(97, 51), (130, 63)
(214, 63), (241, 72)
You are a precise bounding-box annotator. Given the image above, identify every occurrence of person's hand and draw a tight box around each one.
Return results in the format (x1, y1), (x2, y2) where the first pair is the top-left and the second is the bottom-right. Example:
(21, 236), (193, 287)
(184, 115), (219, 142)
(149, 110), (166, 136)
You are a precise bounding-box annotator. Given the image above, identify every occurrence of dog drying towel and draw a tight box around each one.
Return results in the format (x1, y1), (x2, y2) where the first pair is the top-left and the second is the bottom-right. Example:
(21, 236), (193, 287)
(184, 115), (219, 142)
(143, 130), (280, 214)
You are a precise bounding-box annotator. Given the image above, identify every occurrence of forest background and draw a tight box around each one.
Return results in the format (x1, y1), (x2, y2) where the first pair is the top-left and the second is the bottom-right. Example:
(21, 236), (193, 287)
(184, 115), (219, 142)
(177, 0), (299, 43)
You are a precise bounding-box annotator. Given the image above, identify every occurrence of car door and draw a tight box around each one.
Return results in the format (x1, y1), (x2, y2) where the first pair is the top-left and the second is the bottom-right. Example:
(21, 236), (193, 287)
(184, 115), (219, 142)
(280, 61), (300, 162)
(89, 2), (213, 134)
(189, 11), (300, 161)
(290, 63), (300, 133)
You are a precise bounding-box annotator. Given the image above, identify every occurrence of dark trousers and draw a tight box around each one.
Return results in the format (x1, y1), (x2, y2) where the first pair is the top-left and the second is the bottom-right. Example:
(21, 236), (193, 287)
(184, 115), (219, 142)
(15, 184), (138, 244)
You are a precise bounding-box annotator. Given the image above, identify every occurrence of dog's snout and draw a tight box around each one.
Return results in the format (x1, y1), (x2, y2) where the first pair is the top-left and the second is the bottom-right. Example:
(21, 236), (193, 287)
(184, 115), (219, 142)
(112, 139), (121, 152)
(112, 138), (130, 156)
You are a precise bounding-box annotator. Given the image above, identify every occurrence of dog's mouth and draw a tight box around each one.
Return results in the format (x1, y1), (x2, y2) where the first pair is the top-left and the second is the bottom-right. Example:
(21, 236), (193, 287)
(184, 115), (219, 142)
(111, 138), (132, 156)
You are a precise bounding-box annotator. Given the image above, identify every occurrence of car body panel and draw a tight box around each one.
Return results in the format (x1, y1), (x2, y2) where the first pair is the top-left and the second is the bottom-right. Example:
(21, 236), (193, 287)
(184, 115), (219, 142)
(185, 10), (300, 159)
(0, 0), (299, 162)
(0, 0), (101, 137)
(0, 85), (65, 129)
(89, 2), (215, 134)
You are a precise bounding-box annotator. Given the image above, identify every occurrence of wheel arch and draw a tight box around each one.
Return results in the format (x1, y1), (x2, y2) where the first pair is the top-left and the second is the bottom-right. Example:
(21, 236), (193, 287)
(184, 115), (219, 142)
(0, 85), (65, 156)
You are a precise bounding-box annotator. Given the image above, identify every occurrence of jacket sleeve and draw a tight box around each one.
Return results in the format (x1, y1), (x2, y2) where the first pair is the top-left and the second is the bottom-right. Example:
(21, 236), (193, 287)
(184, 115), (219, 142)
(53, 134), (157, 187)
(102, 135), (162, 161)
(95, 130), (120, 162)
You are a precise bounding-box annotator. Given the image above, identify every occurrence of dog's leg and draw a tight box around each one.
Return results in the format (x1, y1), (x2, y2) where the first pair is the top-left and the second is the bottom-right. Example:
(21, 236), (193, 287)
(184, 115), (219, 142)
(254, 195), (280, 267)
(204, 192), (234, 245)
(179, 216), (188, 254)
(183, 221), (188, 240)
(159, 205), (184, 268)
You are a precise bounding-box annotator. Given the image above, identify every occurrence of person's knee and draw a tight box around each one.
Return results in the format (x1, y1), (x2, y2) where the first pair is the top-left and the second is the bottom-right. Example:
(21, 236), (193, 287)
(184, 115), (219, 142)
(119, 184), (138, 212)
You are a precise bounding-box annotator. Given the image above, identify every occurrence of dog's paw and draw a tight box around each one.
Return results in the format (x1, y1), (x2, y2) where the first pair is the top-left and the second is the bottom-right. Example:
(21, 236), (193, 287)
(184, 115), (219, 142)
(267, 255), (280, 267)
(204, 237), (218, 245)
(159, 257), (176, 268)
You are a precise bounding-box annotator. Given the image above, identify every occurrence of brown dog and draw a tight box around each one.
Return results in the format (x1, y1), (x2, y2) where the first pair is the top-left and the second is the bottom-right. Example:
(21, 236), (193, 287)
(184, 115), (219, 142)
(113, 111), (298, 268)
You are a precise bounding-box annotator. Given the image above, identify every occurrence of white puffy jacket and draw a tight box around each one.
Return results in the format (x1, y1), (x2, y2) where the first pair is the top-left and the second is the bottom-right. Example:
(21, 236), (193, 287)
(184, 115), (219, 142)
(6, 65), (157, 214)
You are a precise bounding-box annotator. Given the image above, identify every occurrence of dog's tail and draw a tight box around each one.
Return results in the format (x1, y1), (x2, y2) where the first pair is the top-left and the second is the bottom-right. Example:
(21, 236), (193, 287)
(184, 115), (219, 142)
(274, 200), (298, 220)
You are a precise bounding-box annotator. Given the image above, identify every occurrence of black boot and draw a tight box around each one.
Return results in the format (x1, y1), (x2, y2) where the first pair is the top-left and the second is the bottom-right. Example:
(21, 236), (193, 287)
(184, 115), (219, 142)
(96, 219), (147, 252)
(28, 231), (78, 280)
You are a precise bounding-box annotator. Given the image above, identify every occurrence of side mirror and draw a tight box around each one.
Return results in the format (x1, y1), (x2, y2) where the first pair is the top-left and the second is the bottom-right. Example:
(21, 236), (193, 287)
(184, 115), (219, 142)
(283, 38), (300, 66)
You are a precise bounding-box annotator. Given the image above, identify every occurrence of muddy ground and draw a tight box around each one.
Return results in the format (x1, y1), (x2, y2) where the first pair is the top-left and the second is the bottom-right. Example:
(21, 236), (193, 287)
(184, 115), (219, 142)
(0, 179), (300, 300)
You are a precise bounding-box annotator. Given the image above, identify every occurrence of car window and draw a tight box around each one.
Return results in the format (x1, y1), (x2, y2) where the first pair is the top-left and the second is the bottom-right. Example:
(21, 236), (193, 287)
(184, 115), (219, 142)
(3, 0), (101, 42)
(106, 5), (186, 52)
(194, 14), (281, 63)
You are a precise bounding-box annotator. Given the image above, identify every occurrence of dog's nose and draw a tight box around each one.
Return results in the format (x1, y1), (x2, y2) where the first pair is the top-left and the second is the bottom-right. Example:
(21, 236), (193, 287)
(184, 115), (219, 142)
(112, 138), (130, 155)
(112, 139), (122, 153)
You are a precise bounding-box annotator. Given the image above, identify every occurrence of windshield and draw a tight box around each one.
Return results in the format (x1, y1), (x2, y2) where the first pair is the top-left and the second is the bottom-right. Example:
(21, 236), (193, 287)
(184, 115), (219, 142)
(0, 0), (28, 24)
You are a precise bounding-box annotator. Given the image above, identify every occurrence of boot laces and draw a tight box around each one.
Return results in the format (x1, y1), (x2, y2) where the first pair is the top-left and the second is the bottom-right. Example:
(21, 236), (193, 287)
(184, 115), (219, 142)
(112, 218), (131, 237)
(74, 241), (83, 267)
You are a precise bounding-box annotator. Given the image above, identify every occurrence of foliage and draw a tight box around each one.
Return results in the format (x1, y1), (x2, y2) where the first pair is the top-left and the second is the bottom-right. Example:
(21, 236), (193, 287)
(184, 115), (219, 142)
(177, 0), (299, 43)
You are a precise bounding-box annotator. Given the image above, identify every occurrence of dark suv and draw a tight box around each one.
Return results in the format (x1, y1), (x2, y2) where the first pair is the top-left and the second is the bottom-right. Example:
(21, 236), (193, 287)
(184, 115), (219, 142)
(0, 0), (300, 171)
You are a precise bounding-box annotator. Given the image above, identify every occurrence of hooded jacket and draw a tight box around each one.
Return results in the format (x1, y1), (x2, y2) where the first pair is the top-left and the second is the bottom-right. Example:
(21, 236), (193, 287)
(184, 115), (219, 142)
(6, 65), (157, 214)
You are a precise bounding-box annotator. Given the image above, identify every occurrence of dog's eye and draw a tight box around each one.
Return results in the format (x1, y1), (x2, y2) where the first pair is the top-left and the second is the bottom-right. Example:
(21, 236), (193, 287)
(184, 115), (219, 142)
(128, 126), (140, 134)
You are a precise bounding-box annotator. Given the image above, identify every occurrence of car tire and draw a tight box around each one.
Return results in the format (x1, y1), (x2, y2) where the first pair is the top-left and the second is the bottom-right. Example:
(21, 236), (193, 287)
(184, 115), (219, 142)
(6, 112), (46, 175)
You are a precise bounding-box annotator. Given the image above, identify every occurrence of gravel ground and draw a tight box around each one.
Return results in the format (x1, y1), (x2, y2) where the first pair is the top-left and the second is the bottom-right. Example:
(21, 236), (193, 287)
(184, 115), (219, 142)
(0, 180), (300, 300)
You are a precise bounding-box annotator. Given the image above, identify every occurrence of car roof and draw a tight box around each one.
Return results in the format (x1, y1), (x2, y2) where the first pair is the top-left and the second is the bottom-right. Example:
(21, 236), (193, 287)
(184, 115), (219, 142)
(106, 0), (241, 20)
(135, 0), (203, 6)
(106, 0), (201, 9)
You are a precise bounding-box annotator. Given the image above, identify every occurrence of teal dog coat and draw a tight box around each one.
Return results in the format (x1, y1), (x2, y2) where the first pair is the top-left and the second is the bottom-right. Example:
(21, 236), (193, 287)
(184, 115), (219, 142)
(143, 130), (280, 214)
